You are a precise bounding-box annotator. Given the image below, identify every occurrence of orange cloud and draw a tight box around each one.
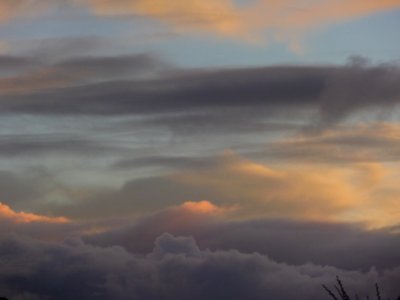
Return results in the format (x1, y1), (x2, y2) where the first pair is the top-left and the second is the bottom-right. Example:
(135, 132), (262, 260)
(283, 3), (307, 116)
(0, 0), (54, 22)
(77, 0), (400, 42)
(180, 200), (235, 215)
(79, 0), (244, 37)
(2, 1), (399, 44)
(181, 200), (220, 214)
(0, 202), (69, 224)
(169, 151), (400, 228)
(0, 68), (79, 95)
(271, 122), (400, 164)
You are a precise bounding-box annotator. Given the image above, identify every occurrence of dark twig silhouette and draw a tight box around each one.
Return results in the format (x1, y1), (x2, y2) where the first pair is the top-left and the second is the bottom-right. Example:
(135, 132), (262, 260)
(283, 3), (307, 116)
(323, 284), (340, 300)
(323, 277), (399, 300)
(376, 283), (382, 300)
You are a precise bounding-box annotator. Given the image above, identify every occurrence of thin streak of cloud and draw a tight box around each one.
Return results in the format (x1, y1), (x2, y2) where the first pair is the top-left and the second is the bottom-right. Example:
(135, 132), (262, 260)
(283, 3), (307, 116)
(1, 1), (399, 44)
(0, 202), (69, 224)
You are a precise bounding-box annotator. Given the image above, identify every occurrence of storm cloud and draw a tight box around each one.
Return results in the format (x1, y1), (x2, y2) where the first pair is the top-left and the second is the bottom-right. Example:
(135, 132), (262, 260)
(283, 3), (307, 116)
(0, 232), (399, 300)
(85, 202), (400, 272)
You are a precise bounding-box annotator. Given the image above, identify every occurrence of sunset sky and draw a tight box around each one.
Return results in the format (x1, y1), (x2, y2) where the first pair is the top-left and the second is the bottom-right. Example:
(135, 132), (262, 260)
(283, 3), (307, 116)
(0, 1), (400, 299)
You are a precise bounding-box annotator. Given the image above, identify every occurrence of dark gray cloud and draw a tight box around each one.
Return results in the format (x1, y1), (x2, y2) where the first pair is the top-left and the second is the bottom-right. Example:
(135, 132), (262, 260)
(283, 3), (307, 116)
(85, 205), (400, 272)
(0, 233), (399, 300)
(53, 54), (169, 81)
(112, 155), (217, 170)
(52, 176), (195, 219)
(0, 58), (399, 125)
(0, 171), (42, 207)
(0, 55), (41, 75)
(0, 134), (118, 157)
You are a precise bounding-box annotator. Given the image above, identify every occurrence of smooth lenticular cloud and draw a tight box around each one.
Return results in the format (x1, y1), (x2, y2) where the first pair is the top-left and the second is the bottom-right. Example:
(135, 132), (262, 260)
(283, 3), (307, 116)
(0, 202), (69, 223)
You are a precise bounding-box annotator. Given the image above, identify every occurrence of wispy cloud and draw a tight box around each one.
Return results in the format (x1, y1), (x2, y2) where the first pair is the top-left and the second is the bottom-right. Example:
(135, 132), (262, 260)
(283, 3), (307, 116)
(0, 202), (68, 223)
(1, 1), (399, 44)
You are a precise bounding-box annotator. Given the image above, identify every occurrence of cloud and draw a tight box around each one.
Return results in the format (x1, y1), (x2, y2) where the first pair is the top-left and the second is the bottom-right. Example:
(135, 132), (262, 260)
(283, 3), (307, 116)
(2, 1), (400, 45)
(264, 122), (400, 163)
(1, 57), (399, 126)
(0, 0), (51, 21)
(0, 53), (167, 95)
(78, 0), (246, 37)
(0, 232), (399, 300)
(45, 150), (400, 227)
(85, 201), (400, 271)
(0, 135), (120, 157)
(77, 0), (400, 43)
(0, 202), (68, 224)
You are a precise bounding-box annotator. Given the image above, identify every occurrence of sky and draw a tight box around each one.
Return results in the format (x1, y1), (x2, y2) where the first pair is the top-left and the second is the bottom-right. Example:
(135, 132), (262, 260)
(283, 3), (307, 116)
(0, 1), (400, 299)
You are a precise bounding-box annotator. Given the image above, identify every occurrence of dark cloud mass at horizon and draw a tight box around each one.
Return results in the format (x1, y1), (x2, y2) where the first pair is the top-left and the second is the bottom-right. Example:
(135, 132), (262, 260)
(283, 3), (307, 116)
(0, 232), (399, 300)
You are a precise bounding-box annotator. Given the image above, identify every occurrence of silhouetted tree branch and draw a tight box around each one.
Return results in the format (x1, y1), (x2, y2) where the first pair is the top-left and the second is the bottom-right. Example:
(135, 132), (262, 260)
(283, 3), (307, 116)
(323, 277), (399, 300)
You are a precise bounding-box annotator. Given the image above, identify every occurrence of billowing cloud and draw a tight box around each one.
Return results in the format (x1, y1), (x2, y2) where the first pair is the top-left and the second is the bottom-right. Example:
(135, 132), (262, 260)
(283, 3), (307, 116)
(0, 232), (399, 300)
(86, 201), (400, 271)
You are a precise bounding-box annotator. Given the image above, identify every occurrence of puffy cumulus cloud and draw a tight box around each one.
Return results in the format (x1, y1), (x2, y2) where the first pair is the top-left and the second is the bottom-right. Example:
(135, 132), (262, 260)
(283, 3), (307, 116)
(0, 233), (399, 300)
(0, 202), (68, 224)
(85, 202), (400, 271)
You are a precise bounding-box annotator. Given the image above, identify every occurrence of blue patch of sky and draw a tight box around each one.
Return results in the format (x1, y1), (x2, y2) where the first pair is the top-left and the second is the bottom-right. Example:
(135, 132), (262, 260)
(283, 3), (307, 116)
(1, 6), (398, 68)
(305, 9), (400, 64)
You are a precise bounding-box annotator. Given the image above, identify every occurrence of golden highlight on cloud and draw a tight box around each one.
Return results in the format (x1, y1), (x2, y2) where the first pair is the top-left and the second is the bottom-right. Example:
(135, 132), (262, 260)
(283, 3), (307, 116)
(181, 200), (222, 214)
(0, 202), (69, 224)
(270, 122), (400, 164)
(2, 0), (400, 41)
(169, 152), (400, 228)
(79, 0), (244, 36)
(78, 0), (400, 40)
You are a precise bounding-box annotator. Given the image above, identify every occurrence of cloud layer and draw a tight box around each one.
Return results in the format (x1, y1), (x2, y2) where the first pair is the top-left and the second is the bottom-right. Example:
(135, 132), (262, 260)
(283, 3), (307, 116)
(2, 1), (400, 42)
(0, 232), (399, 300)
(1, 53), (400, 127)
